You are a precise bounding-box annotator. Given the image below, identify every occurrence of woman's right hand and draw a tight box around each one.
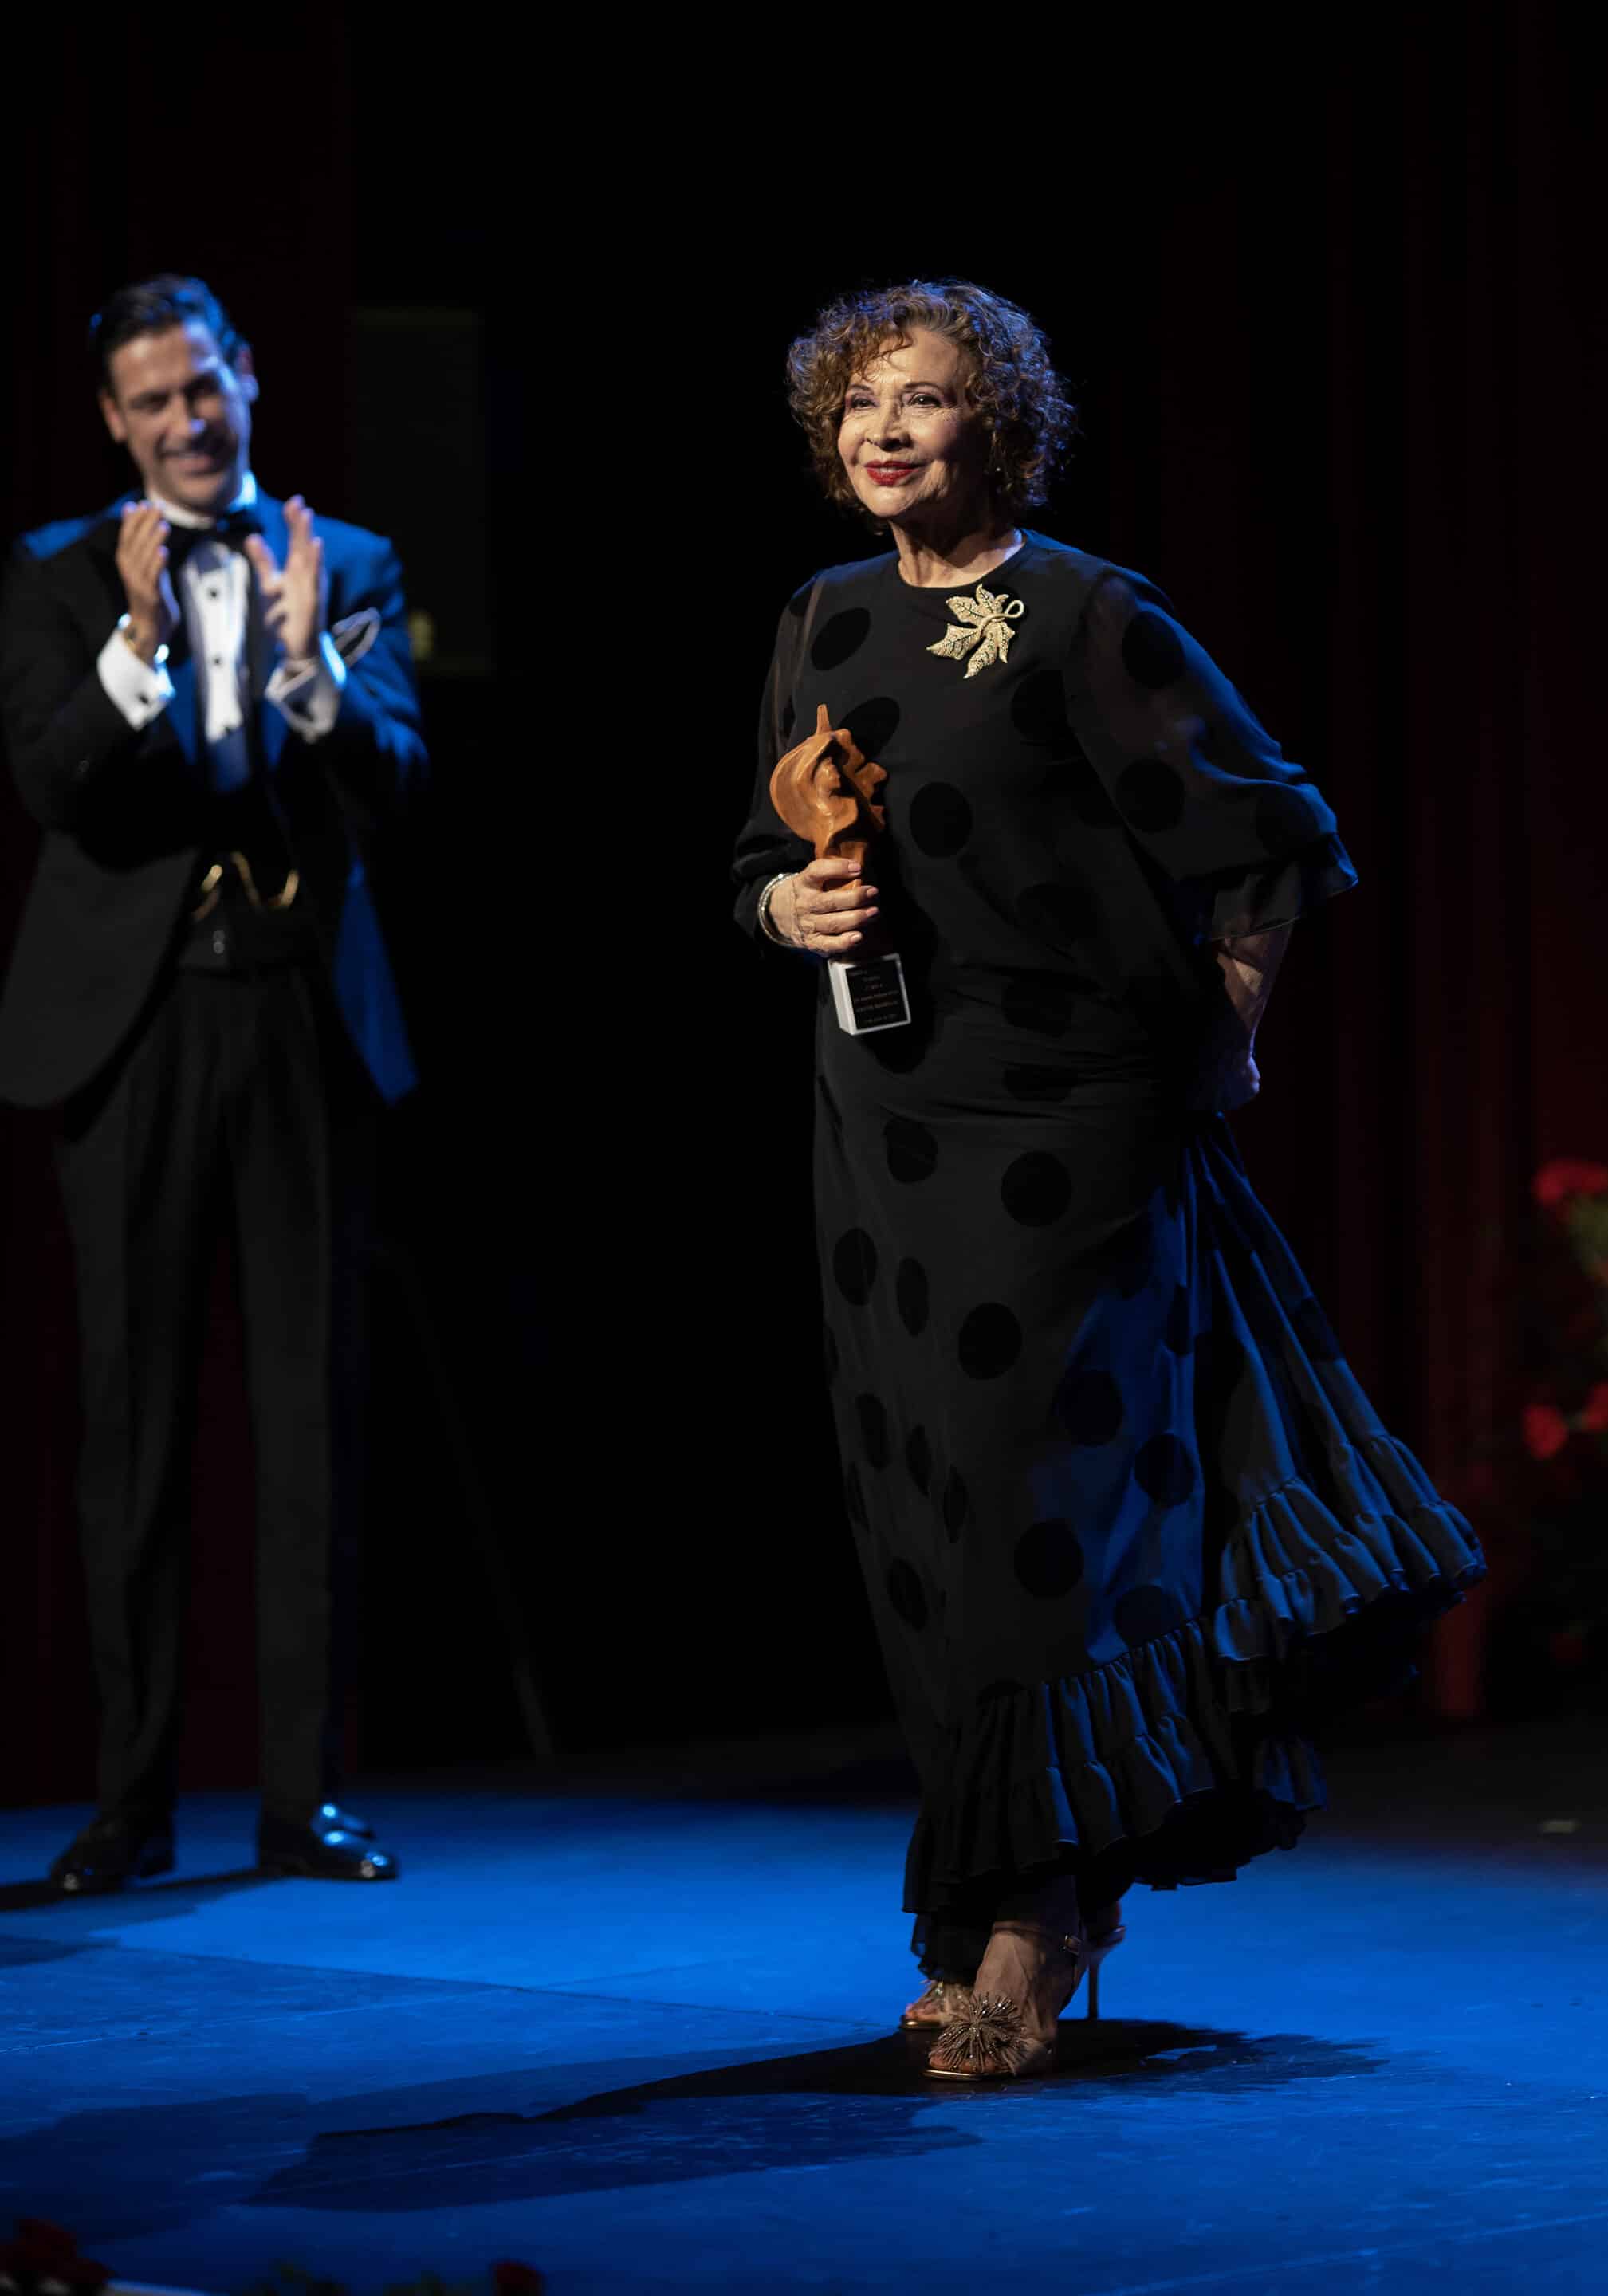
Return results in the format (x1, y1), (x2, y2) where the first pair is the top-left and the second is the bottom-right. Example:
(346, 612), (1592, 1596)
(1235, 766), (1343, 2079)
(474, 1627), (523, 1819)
(115, 501), (179, 663)
(771, 857), (879, 954)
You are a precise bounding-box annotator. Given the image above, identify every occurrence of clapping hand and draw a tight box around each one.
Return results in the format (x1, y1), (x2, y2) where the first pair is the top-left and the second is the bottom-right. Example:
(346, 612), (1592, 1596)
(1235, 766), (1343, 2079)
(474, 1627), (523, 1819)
(245, 496), (328, 663)
(115, 501), (179, 663)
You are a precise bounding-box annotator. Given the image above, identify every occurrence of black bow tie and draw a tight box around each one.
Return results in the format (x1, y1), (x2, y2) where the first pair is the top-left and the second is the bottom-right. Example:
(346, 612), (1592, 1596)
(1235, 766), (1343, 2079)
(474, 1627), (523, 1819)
(162, 506), (263, 572)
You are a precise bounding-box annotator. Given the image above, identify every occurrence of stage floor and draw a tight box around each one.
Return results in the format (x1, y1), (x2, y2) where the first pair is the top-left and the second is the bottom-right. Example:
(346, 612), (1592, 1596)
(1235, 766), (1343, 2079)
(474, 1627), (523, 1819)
(2, 1722), (1606, 2294)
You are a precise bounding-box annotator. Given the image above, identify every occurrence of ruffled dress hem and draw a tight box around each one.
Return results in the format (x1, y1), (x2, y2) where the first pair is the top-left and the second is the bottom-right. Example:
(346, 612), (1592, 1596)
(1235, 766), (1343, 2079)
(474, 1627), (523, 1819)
(902, 1433), (1483, 1920)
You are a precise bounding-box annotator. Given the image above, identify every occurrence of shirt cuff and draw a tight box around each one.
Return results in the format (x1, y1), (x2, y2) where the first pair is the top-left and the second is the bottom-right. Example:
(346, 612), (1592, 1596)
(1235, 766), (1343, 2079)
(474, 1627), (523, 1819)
(265, 630), (348, 741)
(96, 626), (175, 729)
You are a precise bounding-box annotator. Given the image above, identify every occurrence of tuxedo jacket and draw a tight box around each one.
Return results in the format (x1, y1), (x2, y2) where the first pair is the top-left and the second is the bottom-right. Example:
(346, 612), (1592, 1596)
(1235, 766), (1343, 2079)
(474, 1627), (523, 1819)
(0, 492), (427, 1108)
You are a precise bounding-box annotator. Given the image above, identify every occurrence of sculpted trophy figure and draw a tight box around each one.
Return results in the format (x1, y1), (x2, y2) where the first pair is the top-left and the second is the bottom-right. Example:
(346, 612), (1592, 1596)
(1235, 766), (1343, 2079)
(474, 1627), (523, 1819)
(769, 703), (910, 1034)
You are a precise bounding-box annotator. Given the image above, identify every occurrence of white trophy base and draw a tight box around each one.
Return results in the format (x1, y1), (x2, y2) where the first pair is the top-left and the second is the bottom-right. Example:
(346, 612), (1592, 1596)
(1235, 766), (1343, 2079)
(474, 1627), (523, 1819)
(829, 953), (912, 1036)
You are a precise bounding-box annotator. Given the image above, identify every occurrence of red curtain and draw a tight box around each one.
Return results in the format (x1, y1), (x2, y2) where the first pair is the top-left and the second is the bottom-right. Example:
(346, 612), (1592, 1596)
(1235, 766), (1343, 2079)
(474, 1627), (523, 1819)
(2, 14), (1602, 1791)
(965, 12), (1606, 1718)
(690, 8), (1608, 1736)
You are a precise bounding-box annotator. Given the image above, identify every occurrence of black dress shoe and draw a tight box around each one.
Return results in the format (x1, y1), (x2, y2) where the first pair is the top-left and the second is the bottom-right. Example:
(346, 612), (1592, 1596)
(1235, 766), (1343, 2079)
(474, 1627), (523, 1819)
(49, 1811), (175, 1896)
(257, 1807), (398, 1881)
(313, 1801), (375, 1839)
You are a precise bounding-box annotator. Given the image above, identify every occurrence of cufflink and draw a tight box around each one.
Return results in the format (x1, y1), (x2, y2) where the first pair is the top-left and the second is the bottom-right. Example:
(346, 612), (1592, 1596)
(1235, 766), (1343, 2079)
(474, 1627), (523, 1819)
(116, 612), (168, 669)
(329, 607), (382, 666)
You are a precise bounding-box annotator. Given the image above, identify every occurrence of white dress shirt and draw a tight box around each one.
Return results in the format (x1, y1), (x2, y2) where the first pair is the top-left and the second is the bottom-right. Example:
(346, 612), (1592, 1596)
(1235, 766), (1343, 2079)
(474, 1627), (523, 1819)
(96, 472), (348, 789)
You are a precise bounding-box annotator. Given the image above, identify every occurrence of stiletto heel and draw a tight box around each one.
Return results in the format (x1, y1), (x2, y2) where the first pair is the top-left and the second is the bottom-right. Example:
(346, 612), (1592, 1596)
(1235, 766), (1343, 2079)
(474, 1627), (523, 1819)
(1083, 1919), (1126, 2023)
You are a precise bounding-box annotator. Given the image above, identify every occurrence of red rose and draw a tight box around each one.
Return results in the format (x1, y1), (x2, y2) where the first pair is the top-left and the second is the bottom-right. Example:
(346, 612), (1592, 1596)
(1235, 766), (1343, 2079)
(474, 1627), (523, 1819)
(0, 2222), (110, 2292)
(1578, 1383), (1608, 1434)
(493, 2266), (545, 2296)
(1534, 1159), (1608, 1209)
(1523, 1402), (1571, 1460)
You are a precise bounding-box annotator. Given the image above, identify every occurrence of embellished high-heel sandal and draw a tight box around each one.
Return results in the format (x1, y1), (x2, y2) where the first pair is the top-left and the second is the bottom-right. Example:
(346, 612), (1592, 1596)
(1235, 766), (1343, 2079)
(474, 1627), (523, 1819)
(899, 1977), (974, 2031)
(904, 1906), (1124, 2038)
(925, 1921), (1081, 2081)
(924, 1910), (1126, 2082)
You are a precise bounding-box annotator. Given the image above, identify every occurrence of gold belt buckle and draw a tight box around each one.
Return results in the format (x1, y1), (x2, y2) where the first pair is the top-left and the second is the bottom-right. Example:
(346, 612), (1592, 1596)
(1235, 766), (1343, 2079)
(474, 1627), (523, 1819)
(191, 851), (301, 923)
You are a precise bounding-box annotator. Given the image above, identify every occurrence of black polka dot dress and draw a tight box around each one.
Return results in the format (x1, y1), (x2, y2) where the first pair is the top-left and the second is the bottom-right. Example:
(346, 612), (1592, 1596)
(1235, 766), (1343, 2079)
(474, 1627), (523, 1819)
(732, 533), (1484, 1972)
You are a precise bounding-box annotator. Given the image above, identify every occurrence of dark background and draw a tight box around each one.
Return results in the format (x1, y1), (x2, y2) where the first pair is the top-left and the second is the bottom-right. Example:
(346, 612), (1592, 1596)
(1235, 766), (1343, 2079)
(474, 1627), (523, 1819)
(2, 12), (1603, 1806)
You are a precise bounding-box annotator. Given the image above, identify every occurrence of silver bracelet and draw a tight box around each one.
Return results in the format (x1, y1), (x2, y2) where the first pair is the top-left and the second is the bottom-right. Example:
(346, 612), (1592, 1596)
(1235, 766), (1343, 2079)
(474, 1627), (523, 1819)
(757, 871), (793, 946)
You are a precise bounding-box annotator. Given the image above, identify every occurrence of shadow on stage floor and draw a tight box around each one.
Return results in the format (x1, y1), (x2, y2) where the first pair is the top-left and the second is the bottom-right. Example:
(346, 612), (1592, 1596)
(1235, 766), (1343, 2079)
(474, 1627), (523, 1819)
(1, 1720), (1606, 2292)
(0, 1868), (267, 1917)
(247, 2022), (1388, 2211)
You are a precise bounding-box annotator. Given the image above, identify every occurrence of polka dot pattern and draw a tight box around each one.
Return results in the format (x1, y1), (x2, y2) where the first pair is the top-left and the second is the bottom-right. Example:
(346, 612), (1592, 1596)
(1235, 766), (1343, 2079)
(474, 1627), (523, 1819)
(909, 783), (973, 857)
(843, 694), (900, 758)
(768, 541), (1386, 1902)
(869, 1024), (929, 1075)
(833, 1229), (877, 1306)
(958, 1304), (1023, 1379)
(1091, 1219), (1156, 1300)
(885, 1117), (938, 1184)
(1001, 1151), (1072, 1227)
(1254, 784), (1317, 853)
(1118, 758), (1187, 833)
(1053, 1367), (1124, 1445)
(886, 1558), (928, 1630)
(856, 1393), (890, 1468)
(811, 608), (871, 670)
(896, 1259), (930, 1337)
(1014, 1517), (1085, 1599)
(1009, 667), (1071, 745)
(1134, 1433), (1197, 1508)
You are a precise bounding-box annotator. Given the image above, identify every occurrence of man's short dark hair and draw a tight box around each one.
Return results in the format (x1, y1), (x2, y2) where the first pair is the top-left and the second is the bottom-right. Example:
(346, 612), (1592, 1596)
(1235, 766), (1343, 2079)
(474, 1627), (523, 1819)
(90, 274), (247, 394)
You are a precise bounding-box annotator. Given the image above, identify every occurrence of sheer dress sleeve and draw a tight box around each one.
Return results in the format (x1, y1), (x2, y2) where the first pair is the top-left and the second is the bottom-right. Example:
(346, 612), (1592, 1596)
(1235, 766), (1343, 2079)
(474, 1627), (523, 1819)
(1066, 565), (1358, 944)
(730, 583), (819, 945)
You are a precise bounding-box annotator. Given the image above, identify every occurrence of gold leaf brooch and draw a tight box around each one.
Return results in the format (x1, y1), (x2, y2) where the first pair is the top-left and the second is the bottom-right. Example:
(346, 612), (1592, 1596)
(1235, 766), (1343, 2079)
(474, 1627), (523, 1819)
(926, 583), (1026, 678)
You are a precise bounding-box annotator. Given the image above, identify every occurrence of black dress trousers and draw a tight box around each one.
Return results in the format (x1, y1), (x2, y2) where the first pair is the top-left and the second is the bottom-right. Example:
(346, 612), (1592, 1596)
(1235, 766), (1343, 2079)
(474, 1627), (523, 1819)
(55, 884), (377, 1824)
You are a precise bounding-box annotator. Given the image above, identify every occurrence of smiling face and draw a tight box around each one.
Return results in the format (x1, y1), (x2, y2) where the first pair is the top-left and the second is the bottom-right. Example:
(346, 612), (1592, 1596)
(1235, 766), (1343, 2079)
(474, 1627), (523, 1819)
(836, 328), (990, 529)
(99, 320), (257, 515)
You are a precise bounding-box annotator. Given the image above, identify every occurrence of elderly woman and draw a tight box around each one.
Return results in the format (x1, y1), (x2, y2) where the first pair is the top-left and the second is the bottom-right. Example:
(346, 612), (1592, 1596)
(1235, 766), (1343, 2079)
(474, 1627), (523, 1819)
(731, 281), (1483, 2082)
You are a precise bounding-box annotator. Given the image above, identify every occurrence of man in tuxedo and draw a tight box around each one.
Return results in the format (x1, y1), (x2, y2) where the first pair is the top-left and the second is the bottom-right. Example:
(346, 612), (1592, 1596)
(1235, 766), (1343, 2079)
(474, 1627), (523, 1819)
(0, 274), (424, 1890)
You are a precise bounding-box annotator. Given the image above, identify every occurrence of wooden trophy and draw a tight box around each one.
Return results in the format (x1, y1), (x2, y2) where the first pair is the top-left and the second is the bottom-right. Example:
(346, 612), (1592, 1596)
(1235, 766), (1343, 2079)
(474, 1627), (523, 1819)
(769, 703), (911, 1035)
